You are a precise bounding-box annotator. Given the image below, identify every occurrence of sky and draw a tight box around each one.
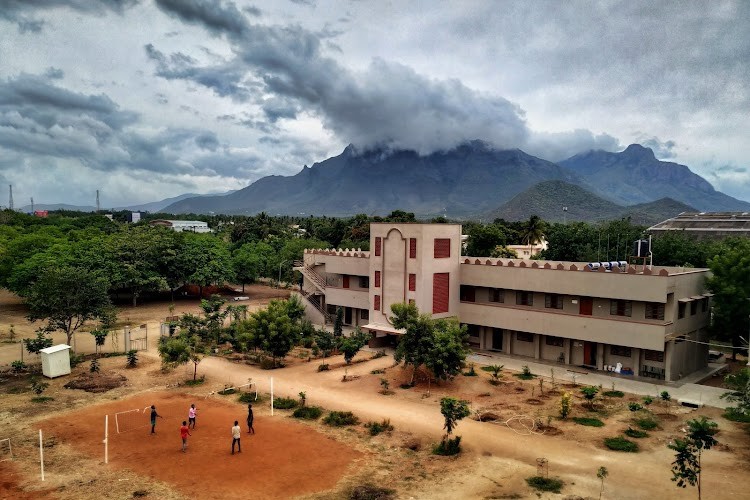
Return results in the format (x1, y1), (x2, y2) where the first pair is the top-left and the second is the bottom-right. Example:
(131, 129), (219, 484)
(0, 0), (748, 208)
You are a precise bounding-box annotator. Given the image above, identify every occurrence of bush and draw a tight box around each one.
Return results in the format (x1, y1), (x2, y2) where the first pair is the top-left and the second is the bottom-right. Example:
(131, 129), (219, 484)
(525, 476), (563, 493)
(624, 427), (649, 438)
(371, 369), (385, 375)
(463, 363), (477, 376)
(318, 363), (330, 372)
(31, 396), (54, 403)
(365, 419), (394, 436)
(89, 358), (100, 373)
(184, 375), (205, 386)
(293, 406), (322, 420)
(514, 365), (536, 380)
(634, 416), (659, 430)
(69, 353), (85, 368)
(349, 484), (395, 500)
(642, 395), (653, 405)
(560, 392), (572, 419)
(603, 390), (625, 398)
(371, 350), (387, 359)
(10, 360), (27, 373)
(324, 411), (360, 426)
(572, 417), (604, 427)
(604, 436), (639, 452)
(238, 392), (263, 403)
(628, 402), (643, 412)
(273, 397), (298, 409)
(723, 408), (750, 423)
(432, 436), (462, 456)
(31, 378), (49, 395)
(260, 357), (283, 370)
(126, 350), (138, 368)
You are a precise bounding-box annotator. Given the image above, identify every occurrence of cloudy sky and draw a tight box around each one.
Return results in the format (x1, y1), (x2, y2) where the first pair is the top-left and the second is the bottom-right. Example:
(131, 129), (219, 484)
(0, 0), (748, 208)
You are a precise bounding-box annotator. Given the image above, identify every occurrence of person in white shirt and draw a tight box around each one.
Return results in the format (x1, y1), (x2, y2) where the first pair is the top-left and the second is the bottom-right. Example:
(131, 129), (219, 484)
(231, 421), (242, 454)
(188, 404), (197, 429)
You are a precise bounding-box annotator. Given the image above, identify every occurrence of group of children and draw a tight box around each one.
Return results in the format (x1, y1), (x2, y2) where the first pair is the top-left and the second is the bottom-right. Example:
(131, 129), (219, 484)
(149, 403), (255, 454)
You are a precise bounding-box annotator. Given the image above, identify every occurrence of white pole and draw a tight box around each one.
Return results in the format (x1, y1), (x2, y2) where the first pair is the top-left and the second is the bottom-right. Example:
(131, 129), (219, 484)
(270, 377), (274, 416)
(104, 415), (109, 464)
(39, 429), (44, 481)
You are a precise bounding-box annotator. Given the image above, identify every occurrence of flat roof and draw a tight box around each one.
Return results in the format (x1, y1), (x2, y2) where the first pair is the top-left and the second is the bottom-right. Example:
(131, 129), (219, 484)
(40, 344), (71, 354)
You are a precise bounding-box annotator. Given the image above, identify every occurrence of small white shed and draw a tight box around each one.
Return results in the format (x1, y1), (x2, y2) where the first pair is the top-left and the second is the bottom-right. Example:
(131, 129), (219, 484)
(40, 344), (72, 378)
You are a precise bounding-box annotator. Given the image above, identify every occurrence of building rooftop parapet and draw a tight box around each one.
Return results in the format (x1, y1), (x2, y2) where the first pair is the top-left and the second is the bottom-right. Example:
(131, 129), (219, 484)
(460, 256), (707, 277)
(304, 248), (370, 258)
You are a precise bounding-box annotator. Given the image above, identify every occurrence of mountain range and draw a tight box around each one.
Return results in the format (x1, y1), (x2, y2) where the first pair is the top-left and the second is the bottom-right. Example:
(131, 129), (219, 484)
(163, 142), (749, 220)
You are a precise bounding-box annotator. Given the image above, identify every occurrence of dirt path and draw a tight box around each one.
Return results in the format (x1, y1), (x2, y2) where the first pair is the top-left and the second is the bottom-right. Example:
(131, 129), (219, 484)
(153, 350), (748, 500)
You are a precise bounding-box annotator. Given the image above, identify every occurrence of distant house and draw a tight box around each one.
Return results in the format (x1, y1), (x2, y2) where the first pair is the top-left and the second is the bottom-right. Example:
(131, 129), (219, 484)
(649, 212), (750, 239)
(149, 219), (211, 233)
(507, 240), (548, 259)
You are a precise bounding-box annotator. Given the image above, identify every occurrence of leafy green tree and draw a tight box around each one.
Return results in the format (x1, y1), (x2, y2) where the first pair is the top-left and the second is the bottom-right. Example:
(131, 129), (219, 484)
(424, 319), (469, 382)
(23, 327), (54, 356)
(581, 386), (599, 410)
(667, 417), (718, 500)
(520, 215), (547, 248)
(247, 299), (300, 365)
(105, 227), (169, 306)
(465, 224), (507, 257)
(339, 328), (370, 364)
(232, 241), (275, 291)
(26, 266), (113, 347)
(721, 368), (750, 415)
(597, 466), (609, 500)
(440, 397), (471, 436)
(314, 328), (337, 358)
(181, 233), (234, 298)
(333, 307), (344, 339)
(490, 245), (518, 258)
(707, 238), (750, 360)
(391, 303), (437, 385)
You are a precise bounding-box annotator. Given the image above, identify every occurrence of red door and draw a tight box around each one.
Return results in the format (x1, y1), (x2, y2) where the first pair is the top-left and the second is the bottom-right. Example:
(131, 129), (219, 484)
(583, 342), (597, 366)
(579, 297), (593, 315)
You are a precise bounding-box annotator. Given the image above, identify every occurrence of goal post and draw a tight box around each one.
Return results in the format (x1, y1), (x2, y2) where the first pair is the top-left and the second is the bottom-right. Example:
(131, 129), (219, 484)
(114, 408), (147, 434)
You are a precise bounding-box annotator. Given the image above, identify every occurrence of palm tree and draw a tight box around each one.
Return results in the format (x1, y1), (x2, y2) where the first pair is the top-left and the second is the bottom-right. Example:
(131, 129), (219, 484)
(520, 215), (547, 257)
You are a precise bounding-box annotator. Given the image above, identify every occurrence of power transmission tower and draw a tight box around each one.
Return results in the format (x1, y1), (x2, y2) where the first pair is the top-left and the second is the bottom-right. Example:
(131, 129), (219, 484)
(31, 197), (34, 213)
(96, 189), (100, 213)
(8, 185), (13, 211)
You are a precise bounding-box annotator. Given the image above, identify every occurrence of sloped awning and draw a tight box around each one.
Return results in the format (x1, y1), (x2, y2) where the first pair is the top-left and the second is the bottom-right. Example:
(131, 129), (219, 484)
(362, 323), (405, 336)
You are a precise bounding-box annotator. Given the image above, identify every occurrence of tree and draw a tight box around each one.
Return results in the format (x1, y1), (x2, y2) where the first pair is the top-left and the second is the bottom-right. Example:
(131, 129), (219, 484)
(333, 307), (344, 339)
(660, 390), (672, 414)
(440, 397), (470, 437)
(339, 328), (370, 364)
(314, 328), (337, 358)
(667, 417), (718, 499)
(199, 295), (229, 344)
(707, 238), (750, 360)
(581, 386), (599, 410)
(232, 241), (274, 292)
(423, 319), (469, 382)
(490, 245), (518, 258)
(721, 367), (750, 415)
(520, 215), (547, 252)
(247, 299), (300, 365)
(465, 224), (507, 257)
(597, 466), (609, 500)
(23, 327), (54, 356)
(26, 266), (113, 347)
(181, 233), (234, 298)
(105, 227), (169, 306)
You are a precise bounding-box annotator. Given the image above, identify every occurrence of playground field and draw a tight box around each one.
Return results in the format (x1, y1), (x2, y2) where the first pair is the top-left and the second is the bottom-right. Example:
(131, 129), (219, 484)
(39, 392), (362, 500)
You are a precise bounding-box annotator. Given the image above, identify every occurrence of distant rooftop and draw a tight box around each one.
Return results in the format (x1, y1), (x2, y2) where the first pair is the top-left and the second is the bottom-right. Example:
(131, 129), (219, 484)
(648, 212), (750, 236)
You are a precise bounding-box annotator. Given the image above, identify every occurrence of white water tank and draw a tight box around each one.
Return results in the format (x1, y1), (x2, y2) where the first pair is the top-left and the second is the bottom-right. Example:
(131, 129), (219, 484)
(40, 344), (72, 378)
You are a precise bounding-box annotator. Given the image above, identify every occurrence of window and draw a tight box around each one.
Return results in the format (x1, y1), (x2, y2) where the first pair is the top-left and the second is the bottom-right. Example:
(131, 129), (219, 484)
(545, 336), (564, 347)
(701, 297), (709, 312)
(342, 275), (349, 289)
(489, 288), (504, 303)
(609, 299), (632, 317)
(545, 294), (563, 310)
(678, 302), (686, 319)
(408, 273), (416, 292)
(434, 238), (451, 258)
(409, 238), (417, 258)
(360, 309), (369, 320)
(644, 350), (664, 362)
(326, 304), (337, 315)
(374, 295), (380, 311)
(516, 331), (534, 342)
(645, 302), (665, 320)
(516, 291), (534, 306)
(432, 273), (449, 313)
(374, 237), (382, 256)
(359, 276), (369, 289)
(690, 301), (697, 315)
(374, 271), (381, 288)
(460, 285), (475, 302)
(610, 345), (632, 357)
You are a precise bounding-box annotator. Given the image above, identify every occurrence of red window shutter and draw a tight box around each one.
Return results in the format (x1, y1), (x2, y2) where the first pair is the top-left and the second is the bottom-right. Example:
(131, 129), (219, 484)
(375, 237), (382, 256)
(374, 295), (381, 311)
(432, 273), (449, 313)
(408, 273), (416, 291)
(374, 271), (381, 288)
(409, 238), (417, 258)
(342, 275), (349, 289)
(434, 238), (451, 258)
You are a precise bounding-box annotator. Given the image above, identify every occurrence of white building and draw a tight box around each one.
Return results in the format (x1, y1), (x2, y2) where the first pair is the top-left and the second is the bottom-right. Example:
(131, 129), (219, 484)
(149, 220), (211, 233)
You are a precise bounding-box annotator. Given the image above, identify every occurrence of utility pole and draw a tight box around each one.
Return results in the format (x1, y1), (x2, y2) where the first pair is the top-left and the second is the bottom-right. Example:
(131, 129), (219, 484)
(562, 206), (568, 224)
(8, 185), (13, 211)
(31, 197), (34, 213)
(96, 189), (100, 213)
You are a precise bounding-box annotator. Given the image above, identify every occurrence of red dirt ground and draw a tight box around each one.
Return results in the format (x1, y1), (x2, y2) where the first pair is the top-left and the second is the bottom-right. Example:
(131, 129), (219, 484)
(41, 392), (362, 500)
(0, 461), (56, 500)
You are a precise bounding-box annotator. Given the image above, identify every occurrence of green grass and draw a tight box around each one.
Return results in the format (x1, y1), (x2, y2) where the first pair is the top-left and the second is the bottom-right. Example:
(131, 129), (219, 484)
(273, 397), (298, 409)
(480, 366), (496, 372)
(525, 476), (563, 493)
(603, 390), (625, 398)
(572, 417), (604, 427)
(513, 373), (536, 380)
(624, 427), (649, 438)
(723, 409), (750, 423)
(634, 416), (659, 430)
(184, 378), (205, 386)
(292, 406), (322, 420)
(217, 388), (236, 395)
(370, 369), (385, 375)
(31, 396), (54, 403)
(323, 411), (359, 426)
(604, 436), (639, 452)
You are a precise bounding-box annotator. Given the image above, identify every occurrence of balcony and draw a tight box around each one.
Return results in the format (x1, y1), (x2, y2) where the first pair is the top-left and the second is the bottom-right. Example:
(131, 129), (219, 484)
(325, 287), (369, 310)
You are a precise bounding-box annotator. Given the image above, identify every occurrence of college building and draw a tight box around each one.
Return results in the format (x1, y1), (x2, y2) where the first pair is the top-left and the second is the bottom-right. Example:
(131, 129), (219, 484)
(296, 223), (712, 382)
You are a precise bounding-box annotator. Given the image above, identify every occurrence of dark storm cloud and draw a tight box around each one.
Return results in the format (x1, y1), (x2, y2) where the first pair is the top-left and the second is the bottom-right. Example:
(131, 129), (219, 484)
(43, 67), (64, 79)
(0, 0), (138, 32)
(154, 0), (248, 36)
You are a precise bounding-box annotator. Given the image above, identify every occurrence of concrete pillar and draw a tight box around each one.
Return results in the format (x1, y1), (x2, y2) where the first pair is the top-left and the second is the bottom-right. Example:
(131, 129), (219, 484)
(534, 334), (541, 360)
(478, 326), (485, 350)
(632, 348), (641, 377)
(596, 343), (604, 371)
(564, 338), (572, 365)
(664, 341), (673, 381)
(503, 329), (511, 353)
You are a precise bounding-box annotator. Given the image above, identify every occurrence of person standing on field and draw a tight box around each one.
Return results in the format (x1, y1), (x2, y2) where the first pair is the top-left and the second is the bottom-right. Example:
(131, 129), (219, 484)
(231, 420), (242, 454)
(150, 405), (163, 434)
(246, 404), (254, 434)
(180, 420), (191, 452)
(188, 404), (197, 429)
